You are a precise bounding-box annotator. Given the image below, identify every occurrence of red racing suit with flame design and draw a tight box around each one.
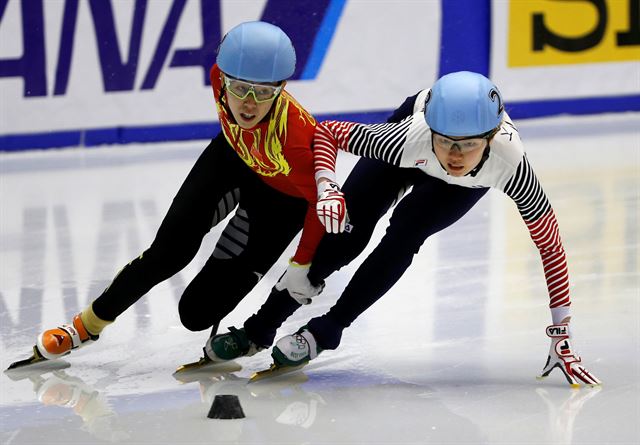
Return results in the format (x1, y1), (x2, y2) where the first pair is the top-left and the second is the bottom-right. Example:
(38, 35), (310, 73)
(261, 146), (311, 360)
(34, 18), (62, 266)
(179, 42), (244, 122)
(210, 64), (324, 264)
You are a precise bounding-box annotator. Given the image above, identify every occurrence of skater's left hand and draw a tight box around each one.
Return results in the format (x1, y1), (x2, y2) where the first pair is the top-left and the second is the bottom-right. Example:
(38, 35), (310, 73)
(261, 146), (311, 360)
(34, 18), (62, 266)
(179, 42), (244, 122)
(316, 180), (347, 234)
(537, 324), (601, 387)
(275, 260), (325, 305)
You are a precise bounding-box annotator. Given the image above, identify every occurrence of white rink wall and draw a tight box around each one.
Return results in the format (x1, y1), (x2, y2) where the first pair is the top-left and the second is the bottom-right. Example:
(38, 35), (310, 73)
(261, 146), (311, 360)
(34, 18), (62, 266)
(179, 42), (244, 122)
(0, 0), (638, 150)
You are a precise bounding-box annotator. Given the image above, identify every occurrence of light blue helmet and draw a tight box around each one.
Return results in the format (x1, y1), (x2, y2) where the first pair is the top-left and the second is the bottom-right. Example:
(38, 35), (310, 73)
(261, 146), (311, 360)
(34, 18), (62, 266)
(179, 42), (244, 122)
(217, 21), (296, 82)
(425, 71), (504, 137)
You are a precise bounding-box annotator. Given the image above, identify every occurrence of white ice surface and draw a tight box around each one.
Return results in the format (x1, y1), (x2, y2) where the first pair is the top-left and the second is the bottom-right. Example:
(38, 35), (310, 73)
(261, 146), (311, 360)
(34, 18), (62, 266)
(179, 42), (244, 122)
(1, 113), (639, 444)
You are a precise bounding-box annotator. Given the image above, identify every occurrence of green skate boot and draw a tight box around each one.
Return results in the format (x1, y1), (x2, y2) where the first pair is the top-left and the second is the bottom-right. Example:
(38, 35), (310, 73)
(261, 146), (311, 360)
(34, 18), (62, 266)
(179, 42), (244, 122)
(271, 327), (322, 367)
(205, 326), (264, 362)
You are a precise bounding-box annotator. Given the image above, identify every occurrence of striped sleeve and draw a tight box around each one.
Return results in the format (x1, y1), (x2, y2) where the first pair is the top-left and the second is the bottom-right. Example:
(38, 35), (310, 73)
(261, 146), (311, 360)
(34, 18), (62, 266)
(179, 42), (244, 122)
(313, 121), (354, 177)
(503, 156), (571, 309)
(313, 119), (414, 177)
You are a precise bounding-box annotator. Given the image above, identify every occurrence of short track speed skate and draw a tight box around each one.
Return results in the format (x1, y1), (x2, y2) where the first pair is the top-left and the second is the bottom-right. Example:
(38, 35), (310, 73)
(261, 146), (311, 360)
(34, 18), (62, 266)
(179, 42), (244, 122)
(6, 346), (52, 371)
(249, 362), (308, 383)
(248, 327), (317, 382)
(173, 352), (242, 384)
(6, 314), (97, 372)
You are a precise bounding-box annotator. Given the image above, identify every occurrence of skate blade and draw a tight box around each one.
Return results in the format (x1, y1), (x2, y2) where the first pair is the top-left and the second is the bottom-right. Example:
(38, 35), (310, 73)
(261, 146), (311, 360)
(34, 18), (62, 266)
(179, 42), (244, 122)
(5, 347), (70, 378)
(5, 359), (71, 381)
(248, 362), (307, 383)
(5, 346), (46, 371)
(173, 359), (241, 383)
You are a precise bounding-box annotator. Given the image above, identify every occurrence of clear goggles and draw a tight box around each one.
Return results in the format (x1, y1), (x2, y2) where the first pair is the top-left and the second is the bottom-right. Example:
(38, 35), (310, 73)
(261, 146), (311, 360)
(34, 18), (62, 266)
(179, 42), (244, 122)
(223, 75), (284, 103)
(431, 130), (494, 154)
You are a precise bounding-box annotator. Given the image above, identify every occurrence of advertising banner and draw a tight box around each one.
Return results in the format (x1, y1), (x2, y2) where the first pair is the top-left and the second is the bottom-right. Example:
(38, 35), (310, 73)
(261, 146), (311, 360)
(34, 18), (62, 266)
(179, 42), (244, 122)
(0, 0), (638, 151)
(491, 0), (640, 116)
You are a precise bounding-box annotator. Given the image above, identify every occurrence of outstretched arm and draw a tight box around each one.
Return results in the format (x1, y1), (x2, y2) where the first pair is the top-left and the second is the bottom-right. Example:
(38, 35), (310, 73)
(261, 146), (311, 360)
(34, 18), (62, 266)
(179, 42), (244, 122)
(503, 155), (601, 386)
(313, 118), (414, 233)
(312, 91), (422, 233)
(503, 155), (570, 318)
(314, 118), (413, 173)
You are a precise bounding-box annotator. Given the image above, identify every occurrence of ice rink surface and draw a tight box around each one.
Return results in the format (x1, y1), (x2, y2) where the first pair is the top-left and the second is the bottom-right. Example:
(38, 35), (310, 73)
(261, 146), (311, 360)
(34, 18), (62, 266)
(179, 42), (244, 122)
(1, 113), (639, 444)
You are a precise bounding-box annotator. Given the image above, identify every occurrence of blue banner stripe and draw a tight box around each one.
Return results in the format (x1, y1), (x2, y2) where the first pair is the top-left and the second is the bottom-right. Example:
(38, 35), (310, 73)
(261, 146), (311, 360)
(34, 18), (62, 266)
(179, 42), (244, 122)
(507, 94), (640, 119)
(0, 130), (81, 151)
(83, 122), (219, 147)
(1, 95), (638, 151)
(300, 0), (347, 80)
(438, 0), (491, 77)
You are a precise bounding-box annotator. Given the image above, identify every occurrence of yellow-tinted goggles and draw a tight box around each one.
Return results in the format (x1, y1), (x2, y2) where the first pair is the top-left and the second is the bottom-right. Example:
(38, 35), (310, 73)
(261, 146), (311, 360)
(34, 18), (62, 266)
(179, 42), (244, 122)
(223, 75), (283, 103)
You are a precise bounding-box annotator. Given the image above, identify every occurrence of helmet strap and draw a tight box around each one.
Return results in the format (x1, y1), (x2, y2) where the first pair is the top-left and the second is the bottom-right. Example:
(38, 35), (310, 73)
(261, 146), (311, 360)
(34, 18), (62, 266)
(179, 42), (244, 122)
(466, 145), (491, 177)
(465, 126), (499, 176)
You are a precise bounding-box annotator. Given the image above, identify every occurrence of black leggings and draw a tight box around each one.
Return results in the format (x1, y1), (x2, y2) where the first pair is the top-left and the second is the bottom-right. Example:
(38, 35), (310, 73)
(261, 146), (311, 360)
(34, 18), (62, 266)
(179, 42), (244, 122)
(244, 157), (488, 348)
(92, 133), (308, 331)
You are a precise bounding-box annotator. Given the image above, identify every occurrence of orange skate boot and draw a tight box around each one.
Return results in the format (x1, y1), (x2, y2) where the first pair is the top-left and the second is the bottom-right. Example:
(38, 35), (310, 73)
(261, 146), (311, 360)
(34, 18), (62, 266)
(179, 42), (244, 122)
(6, 314), (99, 370)
(36, 314), (99, 360)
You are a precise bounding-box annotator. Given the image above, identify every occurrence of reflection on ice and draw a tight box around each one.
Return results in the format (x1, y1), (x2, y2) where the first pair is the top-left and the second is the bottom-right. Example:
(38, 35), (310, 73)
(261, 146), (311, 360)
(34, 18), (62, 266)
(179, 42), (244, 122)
(5, 366), (129, 443)
(1, 362), (606, 445)
(537, 386), (602, 445)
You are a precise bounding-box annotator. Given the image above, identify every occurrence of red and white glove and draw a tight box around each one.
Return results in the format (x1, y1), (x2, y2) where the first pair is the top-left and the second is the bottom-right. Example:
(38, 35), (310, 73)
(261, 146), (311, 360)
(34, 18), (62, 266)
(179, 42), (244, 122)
(316, 180), (347, 234)
(275, 260), (325, 305)
(537, 324), (601, 387)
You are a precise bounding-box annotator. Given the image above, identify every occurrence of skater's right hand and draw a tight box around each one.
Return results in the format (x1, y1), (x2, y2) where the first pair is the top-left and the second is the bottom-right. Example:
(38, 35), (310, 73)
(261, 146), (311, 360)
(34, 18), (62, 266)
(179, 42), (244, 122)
(316, 180), (348, 234)
(275, 260), (325, 305)
(537, 324), (601, 387)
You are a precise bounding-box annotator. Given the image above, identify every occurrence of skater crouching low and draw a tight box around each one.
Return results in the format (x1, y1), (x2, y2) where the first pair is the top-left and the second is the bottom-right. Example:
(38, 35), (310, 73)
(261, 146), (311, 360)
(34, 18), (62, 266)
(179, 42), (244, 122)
(9, 21), (328, 372)
(213, 71), (601, 387)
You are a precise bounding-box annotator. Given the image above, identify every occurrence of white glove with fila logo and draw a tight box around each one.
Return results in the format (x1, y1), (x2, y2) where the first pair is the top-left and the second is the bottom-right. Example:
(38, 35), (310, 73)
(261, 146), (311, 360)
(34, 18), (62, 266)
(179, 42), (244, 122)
(316, 180), (347, 234)
(537, 324), (601, 387)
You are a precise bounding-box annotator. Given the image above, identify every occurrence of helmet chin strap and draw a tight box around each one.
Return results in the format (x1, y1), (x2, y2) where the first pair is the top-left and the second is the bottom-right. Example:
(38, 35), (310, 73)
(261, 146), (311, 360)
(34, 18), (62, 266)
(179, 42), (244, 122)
(466, 126), (499, 177)
(466, 145), (491, 177)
